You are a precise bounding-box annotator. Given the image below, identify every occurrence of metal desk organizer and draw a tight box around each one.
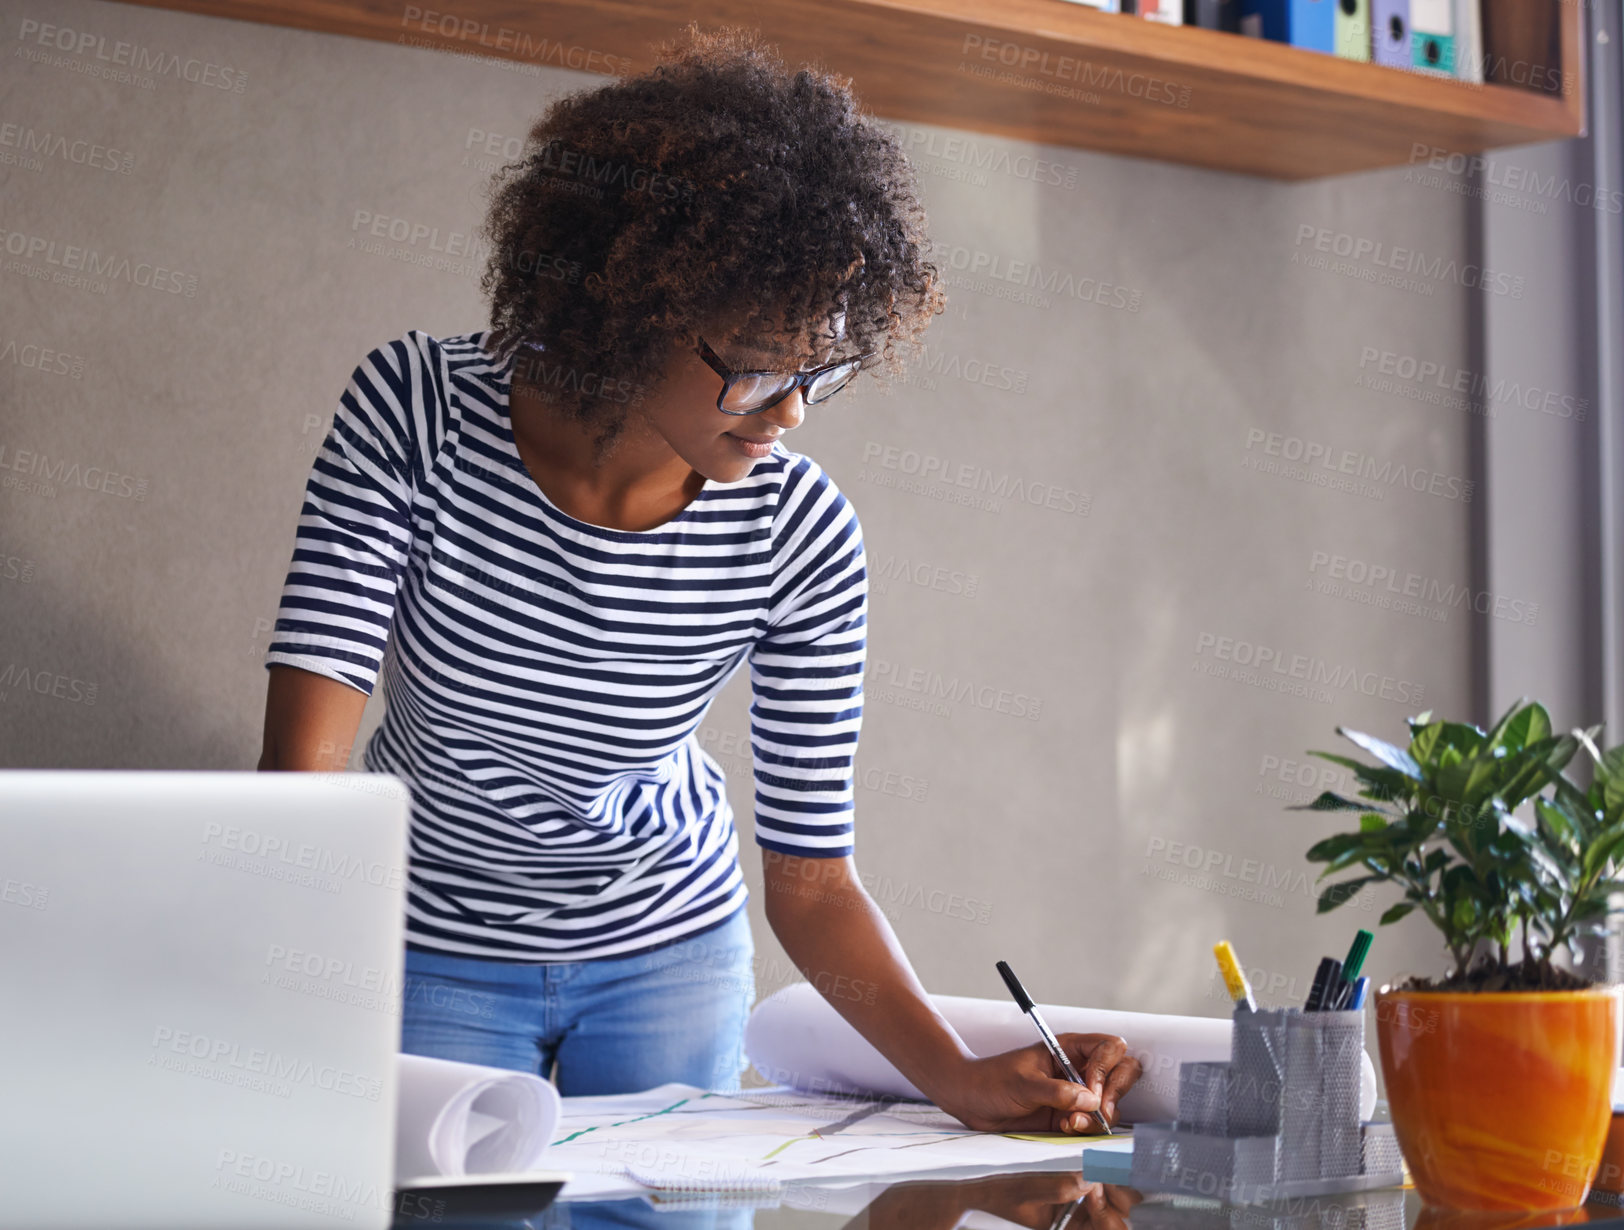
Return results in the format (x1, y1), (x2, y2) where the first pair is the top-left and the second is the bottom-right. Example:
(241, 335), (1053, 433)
(1128, 1004), (1405, 1204)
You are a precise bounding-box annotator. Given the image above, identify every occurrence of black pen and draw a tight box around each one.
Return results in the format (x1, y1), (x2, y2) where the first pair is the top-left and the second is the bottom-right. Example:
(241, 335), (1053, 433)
(1304, 956), (1342, 1011)
(996, 960), (1113, 1135)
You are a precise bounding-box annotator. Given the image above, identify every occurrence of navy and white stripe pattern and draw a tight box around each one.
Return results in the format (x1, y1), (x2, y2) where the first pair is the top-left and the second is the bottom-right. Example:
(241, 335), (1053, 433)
(265, 330), (867, 961)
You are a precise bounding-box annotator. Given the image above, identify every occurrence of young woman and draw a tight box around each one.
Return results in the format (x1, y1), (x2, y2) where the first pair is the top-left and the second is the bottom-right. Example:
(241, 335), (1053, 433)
(258, 25), (1140, 1134)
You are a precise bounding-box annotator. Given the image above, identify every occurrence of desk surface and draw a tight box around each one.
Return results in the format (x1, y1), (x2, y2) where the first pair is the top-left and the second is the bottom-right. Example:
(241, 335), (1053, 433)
(385, 1171), (1624, 1230)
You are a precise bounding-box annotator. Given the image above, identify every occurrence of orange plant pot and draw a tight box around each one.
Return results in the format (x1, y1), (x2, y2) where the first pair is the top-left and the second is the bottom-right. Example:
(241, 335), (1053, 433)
(1375, 987), (1621, 1210)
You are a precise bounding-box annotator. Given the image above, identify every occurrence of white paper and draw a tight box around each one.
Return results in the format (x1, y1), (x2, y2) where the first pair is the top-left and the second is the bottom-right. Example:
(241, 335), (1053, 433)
(547, 1083), (1104, 1195)
(395, 1053), (562, 1183)
(743, 985), (1378, 1124)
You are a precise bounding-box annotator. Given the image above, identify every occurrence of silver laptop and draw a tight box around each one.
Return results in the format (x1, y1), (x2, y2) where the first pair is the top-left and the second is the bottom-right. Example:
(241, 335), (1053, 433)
(0, 771), (410, 1230)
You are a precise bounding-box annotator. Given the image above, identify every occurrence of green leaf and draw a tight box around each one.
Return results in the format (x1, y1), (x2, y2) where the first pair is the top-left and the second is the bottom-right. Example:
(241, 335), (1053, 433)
(1441, 862), (1484, 893)
(1485, 701), (1551, 757)
(1360, 813), (1389, 833)
(1409, 721), (1444, 767)
(1305, 832), (1363, 864)
(1462, 756), (1505, 806)
(1337, 727), (1424, 779)
(1535, 798), (1579, 854)
(1516, 834), (1566, 883)
(1593, 743), (1624, 787)
(1405, 808), (1445, 842)
(1599, 745), (1624, 823)
(1604, 781), (1624, 826)
(1481, 697), (1526, 742)
(1318, 876), (1380, 914)
(1582, 823), (1624, 881)
(1434, 791), (1496, 846)
(1289, 791), (1382, 814)
(1379, 901), (1417, 925)
(1308, 753), (1414, 803)
(1497, 734), (1581, 807)
(1322, 843), (1385, 876)
(1553, 773), (1601, 824)
(1435, 749), (1472, 801)
(1423, 722), (1491, 769)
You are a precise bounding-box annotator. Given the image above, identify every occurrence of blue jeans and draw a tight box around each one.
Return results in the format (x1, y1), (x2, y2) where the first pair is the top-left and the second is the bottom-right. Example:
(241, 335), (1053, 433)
(399, 908), (756, 1095)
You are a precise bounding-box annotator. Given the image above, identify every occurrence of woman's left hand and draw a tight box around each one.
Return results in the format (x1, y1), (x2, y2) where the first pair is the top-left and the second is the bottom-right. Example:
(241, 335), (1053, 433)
(931, 1032), (1142, 1134)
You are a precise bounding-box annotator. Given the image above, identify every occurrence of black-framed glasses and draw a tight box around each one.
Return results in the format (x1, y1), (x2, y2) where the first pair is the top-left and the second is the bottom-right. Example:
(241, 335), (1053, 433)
(697, 337), (876, 416)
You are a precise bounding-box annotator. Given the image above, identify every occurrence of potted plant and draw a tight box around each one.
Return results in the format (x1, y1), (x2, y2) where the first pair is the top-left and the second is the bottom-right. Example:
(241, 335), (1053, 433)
(1297, 699), (1624, 1211)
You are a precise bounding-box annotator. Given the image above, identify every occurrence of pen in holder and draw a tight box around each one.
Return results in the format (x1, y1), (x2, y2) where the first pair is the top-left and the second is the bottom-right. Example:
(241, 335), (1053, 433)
(1129, 1003), (1404, 1204)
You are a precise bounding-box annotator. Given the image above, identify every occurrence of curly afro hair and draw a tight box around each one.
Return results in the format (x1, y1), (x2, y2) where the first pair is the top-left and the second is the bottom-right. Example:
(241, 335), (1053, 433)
(478, 22), (945, 456)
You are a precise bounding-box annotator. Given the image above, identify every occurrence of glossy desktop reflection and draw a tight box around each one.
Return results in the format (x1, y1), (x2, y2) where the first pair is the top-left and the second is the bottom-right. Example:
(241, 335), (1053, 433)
(396, 1169), (1624, 1230)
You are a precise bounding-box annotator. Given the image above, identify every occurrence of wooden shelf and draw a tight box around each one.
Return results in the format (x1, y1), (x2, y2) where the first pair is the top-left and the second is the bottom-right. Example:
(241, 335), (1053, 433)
(107, 0), (1585, 179)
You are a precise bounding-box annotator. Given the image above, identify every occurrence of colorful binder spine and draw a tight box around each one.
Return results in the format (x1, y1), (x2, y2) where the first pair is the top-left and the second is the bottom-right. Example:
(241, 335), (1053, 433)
(1240, 0), (1336, 52)
(1336, 0), (1372, 59)
(1410, 0), (1456, 74)
(1371, 0), (1411, 67)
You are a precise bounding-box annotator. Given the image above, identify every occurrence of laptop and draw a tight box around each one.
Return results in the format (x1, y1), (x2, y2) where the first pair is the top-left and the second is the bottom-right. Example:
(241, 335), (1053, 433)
(0, 771), (410, 1230)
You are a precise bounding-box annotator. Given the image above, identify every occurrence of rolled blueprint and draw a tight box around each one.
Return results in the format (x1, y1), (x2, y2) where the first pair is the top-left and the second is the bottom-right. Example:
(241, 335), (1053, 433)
(744, 984), (1378, 1124)
(395, 1053), (562, 1182)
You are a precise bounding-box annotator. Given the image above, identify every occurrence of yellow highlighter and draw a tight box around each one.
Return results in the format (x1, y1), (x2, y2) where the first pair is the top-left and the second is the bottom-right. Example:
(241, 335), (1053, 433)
(1213, 940), (1257, 1013)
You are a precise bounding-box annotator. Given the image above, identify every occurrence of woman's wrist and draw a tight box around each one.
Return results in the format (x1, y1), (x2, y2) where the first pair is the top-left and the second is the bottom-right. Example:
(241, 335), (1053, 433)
(905, 1046), (981, 1118)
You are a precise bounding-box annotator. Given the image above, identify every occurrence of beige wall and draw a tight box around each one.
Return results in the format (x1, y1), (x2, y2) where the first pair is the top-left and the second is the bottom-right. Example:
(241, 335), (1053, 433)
(2, 0), (1498, 1028)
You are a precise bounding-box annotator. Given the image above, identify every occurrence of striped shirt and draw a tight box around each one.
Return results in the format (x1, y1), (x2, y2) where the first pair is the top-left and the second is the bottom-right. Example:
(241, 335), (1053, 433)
(264, 330), (867, 961)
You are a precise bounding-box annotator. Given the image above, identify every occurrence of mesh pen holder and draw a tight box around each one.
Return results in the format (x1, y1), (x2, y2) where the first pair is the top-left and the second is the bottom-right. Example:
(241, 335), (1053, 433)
(1129, 1004), (1403, 1203)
